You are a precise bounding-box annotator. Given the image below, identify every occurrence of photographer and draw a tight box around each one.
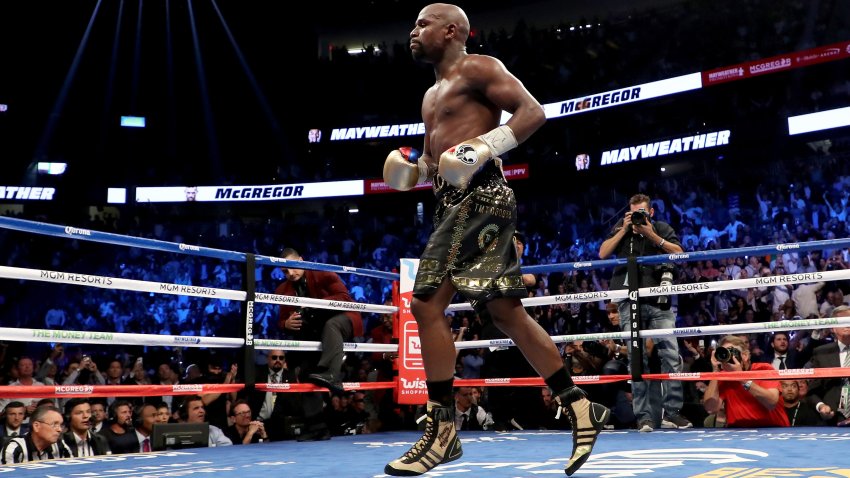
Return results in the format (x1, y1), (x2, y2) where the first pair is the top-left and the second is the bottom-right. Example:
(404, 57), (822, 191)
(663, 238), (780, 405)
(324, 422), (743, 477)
(703, 335), (789, 427)
(599, 193), (692, 432)
(275, 247), (363, 441)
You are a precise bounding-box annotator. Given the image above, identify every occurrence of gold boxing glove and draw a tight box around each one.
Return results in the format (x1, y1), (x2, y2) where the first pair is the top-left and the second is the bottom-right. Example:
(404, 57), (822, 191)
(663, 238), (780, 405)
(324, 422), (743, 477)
(383, 147), (432, 191)
(438, 125), (517, 190)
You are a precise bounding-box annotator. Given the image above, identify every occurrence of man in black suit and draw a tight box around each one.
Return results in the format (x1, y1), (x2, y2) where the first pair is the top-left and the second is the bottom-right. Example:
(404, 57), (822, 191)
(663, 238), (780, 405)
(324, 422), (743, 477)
(754, 332), (806, 370)
(808, 305), (850, 425)
(62, 398), (110, 457)
(0, 402), (29, 446)
(248, 350), (302, 441)
(453, 387), (492, 431)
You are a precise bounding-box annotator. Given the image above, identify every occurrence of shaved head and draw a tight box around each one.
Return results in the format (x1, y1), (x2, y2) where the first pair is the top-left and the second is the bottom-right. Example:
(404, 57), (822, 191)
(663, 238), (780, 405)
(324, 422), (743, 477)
(420, 3), (470, 43)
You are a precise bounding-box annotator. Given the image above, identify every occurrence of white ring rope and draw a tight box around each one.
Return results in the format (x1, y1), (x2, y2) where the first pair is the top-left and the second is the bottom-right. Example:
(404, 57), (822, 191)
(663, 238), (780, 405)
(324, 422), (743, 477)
(444, 270), (842, 311)
(445, 289), (629, 312)
(0, 326), (243, 348)
(253, 339), (399, 352)
(0, 265), (246, 301)
(254, 292), (397, 314)
(453, 331), (631, 351)
(638, 270), (844, 297)
(0, 265), (398, 314)
(641, 315), (850, 339)
(256, 315), (850, 352)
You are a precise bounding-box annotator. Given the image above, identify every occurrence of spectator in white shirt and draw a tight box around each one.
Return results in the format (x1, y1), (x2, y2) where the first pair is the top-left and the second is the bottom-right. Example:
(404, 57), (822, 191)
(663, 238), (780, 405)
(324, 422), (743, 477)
(179, 396), (232, 447)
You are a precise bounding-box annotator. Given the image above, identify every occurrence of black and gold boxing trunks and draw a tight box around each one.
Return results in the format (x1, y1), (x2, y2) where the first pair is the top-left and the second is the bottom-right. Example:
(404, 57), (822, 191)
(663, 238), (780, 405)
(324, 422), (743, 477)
(414, 161), (526, 311)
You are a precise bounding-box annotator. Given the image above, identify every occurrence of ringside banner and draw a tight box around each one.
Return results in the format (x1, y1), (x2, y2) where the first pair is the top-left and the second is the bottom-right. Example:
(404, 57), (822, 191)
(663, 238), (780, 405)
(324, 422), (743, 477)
(702, 40), (850, 86)
(136, 181), (364, 203)
(397, 259), (427, 405)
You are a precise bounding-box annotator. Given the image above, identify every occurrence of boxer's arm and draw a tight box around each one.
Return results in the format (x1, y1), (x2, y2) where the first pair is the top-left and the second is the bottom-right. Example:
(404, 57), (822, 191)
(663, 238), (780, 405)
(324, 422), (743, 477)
(420, 131), (437, 177)
(474, 55), (546, 143)
(438, 56), (545, 189)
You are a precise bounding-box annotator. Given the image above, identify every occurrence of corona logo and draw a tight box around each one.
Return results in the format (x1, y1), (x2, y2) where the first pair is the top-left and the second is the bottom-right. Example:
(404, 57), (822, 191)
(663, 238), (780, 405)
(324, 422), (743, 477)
(64, 226), (92, 236)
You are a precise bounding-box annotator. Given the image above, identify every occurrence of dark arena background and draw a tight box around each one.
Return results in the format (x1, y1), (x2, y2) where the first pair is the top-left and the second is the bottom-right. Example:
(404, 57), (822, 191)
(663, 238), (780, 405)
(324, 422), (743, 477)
(2, 0), (850, 477)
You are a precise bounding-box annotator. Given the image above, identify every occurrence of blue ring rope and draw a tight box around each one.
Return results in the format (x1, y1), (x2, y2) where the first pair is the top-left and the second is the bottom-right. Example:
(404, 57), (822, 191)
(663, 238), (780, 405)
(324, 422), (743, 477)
(0, 216), (399, 281)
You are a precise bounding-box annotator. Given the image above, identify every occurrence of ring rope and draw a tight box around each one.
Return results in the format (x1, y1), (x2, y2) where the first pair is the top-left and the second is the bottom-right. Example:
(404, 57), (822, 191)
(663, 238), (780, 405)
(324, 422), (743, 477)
(521, 237), (850, 274)
(0, 216), (244, 261)
(0, 326), (243, 348)
(0, 266), (398, 314)
(0, 265), (246, 300)
(445, 269), (841, 313)
(254, 254), (398, 281)
(0, 216), (399, 280)
(0, 384), (244, 399)
(638, 270), (846, 298)
(640, 315), (850, 339)
(254, 292), (397, 314)
(445, 290), (629, 312)
(253, 339), (399, 353)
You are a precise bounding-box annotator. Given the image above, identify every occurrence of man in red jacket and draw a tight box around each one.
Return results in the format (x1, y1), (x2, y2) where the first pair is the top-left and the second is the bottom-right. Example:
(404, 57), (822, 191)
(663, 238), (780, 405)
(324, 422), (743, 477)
(275, 248), (363, 440)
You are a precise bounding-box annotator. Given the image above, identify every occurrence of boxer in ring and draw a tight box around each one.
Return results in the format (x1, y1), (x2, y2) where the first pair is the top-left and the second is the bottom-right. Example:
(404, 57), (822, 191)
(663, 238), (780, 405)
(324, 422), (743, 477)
(382, 3), (609, 476)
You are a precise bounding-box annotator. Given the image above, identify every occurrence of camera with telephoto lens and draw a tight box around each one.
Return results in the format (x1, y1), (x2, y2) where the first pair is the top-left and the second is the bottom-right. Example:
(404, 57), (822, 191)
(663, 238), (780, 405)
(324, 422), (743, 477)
(630, 208), (649, 225)
(715, 346), (742, 364)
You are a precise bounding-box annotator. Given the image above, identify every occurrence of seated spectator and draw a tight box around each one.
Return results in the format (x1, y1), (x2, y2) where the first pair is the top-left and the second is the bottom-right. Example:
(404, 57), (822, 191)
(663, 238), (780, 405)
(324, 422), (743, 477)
(454, 387), (493, 431)
(90, 399), (107, 433)
(225, 400), (268, 444)
(1, 406), (71, 463)
(536, 387), (570, 430)
(62, 398), (110, 456)
(178, 395), (232, 447)
(753, 332), (806, 370)
(780, 381), (822, 427)
(808, 306), (850, 426)
(188, 356), (238, 432)
(338, 391), (370, 435)
(133, 403), (158, 453)
(98, 400), (139, 455)
(155, 402), (172, 424)
(0, 402), (29, 445)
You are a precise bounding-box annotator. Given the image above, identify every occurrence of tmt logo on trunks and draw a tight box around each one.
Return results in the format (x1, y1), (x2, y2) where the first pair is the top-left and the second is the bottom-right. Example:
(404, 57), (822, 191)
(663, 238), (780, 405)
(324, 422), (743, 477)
(455, 144), (479, 165)
(478, 224), (500, 252)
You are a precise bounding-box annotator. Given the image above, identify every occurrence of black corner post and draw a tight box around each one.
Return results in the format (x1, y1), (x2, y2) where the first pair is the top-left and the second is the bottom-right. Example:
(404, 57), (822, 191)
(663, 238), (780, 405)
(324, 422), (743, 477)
(627, 252), (644, 383)
(242, 253), (257, 395)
